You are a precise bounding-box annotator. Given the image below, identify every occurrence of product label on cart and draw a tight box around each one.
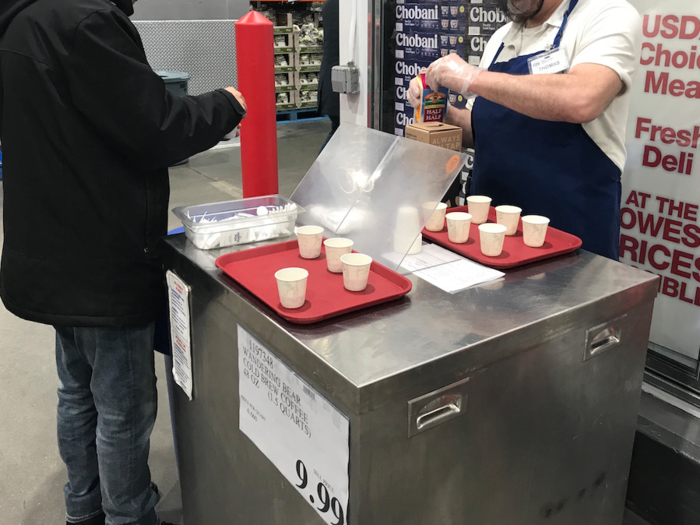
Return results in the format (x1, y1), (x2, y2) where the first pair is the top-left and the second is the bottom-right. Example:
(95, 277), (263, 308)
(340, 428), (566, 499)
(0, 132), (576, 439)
(166, 271), (193, 400)
(237, 326), (350, 525)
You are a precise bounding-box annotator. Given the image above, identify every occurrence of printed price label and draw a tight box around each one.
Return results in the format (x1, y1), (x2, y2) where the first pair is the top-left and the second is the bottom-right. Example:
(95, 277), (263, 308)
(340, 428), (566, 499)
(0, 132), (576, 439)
(238, 326), (350, 525)
(166, 271), (193, 400)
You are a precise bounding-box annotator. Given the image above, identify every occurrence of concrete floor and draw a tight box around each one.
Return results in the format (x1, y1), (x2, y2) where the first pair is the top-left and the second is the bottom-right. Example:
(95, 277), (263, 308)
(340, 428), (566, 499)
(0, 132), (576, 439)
(0, 118), (650, 525)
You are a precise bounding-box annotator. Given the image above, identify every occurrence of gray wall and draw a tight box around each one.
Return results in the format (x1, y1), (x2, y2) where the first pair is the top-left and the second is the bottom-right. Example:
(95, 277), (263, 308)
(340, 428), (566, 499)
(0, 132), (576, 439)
(133, 0), (249, 21)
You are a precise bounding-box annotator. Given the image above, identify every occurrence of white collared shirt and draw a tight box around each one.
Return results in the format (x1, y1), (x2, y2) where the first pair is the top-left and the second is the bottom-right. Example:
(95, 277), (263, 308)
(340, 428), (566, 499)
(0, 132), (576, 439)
(468, 0), (642, 171)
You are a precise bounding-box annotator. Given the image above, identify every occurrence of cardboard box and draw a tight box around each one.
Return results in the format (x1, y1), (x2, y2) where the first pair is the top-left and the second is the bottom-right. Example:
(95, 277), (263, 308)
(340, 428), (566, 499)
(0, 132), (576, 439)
(276, 90), (298, 111)
(274, 13), (294, 34)
(274, 52), (296, 73)
(405, 122), (463, 152)
(274, 33), (295, 54)
(275, 72), (296, 93)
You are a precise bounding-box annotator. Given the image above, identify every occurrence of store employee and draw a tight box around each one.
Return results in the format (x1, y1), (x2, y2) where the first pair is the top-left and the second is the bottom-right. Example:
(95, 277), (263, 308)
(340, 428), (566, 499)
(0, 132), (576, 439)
(408, 0), (641, 260)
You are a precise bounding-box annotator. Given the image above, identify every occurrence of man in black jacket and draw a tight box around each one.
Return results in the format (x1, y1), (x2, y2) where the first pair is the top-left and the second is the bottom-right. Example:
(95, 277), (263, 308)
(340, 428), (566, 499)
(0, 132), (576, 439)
(0, 0), (246, 524)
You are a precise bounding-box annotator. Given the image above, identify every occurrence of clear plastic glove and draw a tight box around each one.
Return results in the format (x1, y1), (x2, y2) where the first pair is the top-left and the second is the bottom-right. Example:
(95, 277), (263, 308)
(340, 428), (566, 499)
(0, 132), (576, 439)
(425, 54), (482, 97)
(407, 76), (422, 110)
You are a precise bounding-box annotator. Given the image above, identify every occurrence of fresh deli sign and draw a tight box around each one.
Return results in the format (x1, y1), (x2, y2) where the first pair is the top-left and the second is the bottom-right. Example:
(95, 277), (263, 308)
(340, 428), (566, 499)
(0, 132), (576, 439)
(623, 0), (700, 362)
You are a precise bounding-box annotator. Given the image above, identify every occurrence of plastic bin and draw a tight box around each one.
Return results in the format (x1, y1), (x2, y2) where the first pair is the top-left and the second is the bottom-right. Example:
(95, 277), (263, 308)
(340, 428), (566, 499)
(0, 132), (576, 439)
(172, 195), (304, 250)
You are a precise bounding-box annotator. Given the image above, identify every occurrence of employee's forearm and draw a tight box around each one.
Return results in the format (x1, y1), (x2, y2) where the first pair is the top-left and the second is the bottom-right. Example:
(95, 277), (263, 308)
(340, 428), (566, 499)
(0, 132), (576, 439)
(445, 105), (474, 148)
(469, 68), (616, 124)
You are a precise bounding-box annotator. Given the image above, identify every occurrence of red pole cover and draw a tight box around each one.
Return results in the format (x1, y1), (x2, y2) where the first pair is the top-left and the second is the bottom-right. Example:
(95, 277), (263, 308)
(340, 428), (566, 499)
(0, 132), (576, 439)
(235, 11), (279, 198)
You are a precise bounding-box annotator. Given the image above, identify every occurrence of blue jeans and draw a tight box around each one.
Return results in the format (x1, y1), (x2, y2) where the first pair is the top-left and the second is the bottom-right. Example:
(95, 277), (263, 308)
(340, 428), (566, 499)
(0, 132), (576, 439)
(55, 324), (160, 525)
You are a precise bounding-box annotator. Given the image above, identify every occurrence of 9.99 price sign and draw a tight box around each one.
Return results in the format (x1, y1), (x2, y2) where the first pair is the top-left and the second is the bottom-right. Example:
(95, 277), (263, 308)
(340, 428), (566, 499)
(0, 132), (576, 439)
(238, 326), (350, 525)
(295, 459), (346, 524)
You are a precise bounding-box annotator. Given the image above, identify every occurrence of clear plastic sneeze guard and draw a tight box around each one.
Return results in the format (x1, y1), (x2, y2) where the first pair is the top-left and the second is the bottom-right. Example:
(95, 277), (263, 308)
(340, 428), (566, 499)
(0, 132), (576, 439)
(291, 123), (467, 272)
(173, 195), (303, 250)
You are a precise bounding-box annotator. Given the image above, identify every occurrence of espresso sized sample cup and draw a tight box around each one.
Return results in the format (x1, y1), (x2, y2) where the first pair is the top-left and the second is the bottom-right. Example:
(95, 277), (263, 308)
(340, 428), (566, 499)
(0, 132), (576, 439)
(495, 205), (522, 236)
(479, 223), (507, 257)
(422, 202), (448, 232)
(324, 238), (354, 273)
(522, 215), (550, 248)
(467, 195), (492, 225)
(297, 225), (324, 259)
(446, 212), (472, 244)
(275, 268), (308, 309)
(341, 253), (373, 292)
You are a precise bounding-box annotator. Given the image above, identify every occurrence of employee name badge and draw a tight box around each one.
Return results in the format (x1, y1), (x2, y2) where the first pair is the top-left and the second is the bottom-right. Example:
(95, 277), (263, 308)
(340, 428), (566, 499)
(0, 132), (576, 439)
(528, 47), (570, 75)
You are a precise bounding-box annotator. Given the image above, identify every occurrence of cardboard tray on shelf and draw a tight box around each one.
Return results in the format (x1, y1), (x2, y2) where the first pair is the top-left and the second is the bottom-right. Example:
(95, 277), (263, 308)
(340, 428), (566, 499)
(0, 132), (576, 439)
(422, 206), (582, 270)
(215, 239), (412, 324)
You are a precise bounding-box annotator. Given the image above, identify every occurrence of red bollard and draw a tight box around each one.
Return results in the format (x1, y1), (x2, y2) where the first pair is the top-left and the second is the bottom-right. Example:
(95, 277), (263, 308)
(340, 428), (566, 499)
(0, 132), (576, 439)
(235, 11), (279, 198)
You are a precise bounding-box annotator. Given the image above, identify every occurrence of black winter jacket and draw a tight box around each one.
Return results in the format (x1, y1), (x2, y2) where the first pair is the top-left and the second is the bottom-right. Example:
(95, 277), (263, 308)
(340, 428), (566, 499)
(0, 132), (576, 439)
(0, 0), (244, 327)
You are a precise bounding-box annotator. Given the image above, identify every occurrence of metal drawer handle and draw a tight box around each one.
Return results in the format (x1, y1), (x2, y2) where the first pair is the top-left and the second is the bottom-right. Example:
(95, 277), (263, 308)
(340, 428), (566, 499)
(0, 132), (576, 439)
(416, 396), (462, 431)
(584, 315), (626, 361)
(408, 378), (469, 438)
(589, 330), (620, 355)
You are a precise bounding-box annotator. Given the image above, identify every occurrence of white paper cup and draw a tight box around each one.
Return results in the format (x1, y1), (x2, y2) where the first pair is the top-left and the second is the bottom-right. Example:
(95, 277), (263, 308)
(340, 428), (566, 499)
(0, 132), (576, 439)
(296, 225), (324, 259)
(341, 253), (373, 292)
(446, 212), (472, 244)
(495, 205), (522, 236)
(275, 268), (308, 309)
(479, 223), (507, 257)
(422, 202), (448, 232)
(522, 215), (550, 248)
(467, 196), (492, 225)
(324, 238), (354, 273)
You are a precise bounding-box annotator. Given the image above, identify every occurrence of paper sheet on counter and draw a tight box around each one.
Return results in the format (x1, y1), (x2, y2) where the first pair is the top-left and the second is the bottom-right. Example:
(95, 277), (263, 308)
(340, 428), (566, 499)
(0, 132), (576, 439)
(413, 258), (505, 294)
(382, 243), (463, 273)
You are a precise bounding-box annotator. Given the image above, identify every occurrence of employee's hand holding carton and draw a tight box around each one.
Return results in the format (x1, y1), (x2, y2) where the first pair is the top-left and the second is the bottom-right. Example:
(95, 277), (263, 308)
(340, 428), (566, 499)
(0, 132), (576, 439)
(425, 54), (482, 98)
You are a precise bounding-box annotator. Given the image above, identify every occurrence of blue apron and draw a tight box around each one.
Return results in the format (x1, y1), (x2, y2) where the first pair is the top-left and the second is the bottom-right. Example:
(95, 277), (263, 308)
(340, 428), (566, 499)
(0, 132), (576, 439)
(471, 0), (621, 260)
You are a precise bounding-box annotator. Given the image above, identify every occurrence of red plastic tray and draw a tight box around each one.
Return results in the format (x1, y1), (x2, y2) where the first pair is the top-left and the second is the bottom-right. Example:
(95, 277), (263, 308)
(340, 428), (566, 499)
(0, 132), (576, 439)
(422, 206), (582, 269)
(215, 240), (412, 324)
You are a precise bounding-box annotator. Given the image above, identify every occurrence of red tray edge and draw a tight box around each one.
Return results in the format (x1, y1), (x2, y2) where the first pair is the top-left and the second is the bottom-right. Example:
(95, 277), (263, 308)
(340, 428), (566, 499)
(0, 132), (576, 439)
(423, 206), (583, 270)
(214, 240), (413, 324)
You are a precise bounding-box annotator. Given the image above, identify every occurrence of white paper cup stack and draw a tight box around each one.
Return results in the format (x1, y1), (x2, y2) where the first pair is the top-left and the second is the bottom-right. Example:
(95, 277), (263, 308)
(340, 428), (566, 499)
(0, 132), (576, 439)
(341, 253), (373, 292)
(324, 238), (354, 273)
(495, 205), (522, 236)
(297, 225), (324, 259)
(479, 223), (507, 257)
(522, 215), (550, 248)
(467, 196), (492, 225)
(394, 206), (423, 254)
(275, 268), (308, 309)
(446, 212), (472, 244)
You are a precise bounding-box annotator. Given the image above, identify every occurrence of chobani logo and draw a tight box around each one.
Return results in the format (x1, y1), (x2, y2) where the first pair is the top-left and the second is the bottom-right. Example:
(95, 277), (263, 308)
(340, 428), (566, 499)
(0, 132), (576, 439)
(395, 60), (423, 76)
(396, 111), (414, 127)
(470, 36), (487, 53)
(397, 5), (439, 20)
(396, 85), (407, 100)
(397, 33), (438, 48)
(470, 7), (506, 24)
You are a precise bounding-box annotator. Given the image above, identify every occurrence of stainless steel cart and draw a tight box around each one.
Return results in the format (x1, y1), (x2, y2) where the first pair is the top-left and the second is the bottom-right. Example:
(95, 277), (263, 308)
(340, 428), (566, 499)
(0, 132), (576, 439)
(163, 235), (657, 525)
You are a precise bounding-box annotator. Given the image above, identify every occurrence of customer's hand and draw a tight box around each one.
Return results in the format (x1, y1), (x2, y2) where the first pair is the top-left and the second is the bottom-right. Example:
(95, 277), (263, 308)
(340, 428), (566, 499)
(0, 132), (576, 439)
(225, 87), (247, 113)
(426, 55), (482, 97)
(407, 76), (422, 110)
